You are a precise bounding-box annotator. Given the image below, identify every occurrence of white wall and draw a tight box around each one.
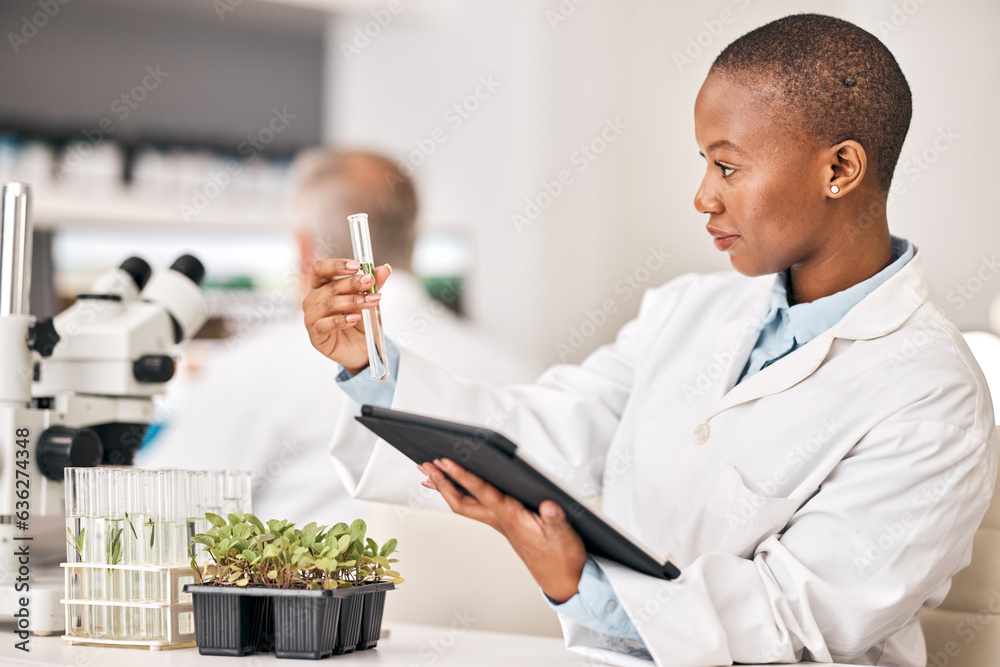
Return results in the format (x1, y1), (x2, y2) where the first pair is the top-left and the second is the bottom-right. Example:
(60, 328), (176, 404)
(325, 0), (1000, 366)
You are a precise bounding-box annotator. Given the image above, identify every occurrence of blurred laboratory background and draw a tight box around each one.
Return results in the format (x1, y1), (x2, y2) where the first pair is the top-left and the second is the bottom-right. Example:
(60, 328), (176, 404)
(2, 0), (999, 367)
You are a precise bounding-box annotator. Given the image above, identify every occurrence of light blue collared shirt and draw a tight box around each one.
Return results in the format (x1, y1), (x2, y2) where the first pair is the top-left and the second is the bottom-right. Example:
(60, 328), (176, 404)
(739, 236), (915, 382)
(335, 237), (915, 644)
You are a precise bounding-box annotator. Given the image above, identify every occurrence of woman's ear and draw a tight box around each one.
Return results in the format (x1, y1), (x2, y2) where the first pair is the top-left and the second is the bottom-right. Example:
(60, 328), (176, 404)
(827, 140), (867, 198)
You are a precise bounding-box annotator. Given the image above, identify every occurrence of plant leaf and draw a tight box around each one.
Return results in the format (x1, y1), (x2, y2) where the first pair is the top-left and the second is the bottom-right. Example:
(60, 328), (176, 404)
(246, 513), (266, 534)
(379, 539), (398, 558)
(191, 535), (217, 548)
(206, 512), (227, 528)
(349, 519), (366, 542)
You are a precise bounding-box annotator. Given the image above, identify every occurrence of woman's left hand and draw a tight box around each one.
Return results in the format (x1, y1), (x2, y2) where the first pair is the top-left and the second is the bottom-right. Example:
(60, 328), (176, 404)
(419, 459), (587, 604)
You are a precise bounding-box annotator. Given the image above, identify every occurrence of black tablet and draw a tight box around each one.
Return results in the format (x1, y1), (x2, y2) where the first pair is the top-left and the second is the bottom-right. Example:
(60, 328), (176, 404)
(355, 404), (681, 580)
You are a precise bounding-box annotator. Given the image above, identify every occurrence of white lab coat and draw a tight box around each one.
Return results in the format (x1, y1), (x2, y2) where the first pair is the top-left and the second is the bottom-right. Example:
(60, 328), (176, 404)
(329, 250), (997, 666)
(137, 271), (540, 526)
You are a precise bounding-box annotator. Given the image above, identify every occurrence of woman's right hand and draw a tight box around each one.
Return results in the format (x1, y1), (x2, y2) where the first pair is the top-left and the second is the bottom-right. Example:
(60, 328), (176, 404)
(303, 258), (392, 375)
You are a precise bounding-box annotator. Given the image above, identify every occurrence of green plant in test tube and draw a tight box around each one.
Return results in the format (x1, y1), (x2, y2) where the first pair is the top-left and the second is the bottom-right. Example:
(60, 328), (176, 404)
(123, 469), (146, 640)
(106, 469), (128, 640)
(64, 468), (90, 637)
(348, 213), (389, 381)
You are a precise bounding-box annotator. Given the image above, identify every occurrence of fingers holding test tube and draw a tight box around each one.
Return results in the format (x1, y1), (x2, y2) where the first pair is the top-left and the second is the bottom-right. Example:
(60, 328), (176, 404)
(303, 257), (392, 374)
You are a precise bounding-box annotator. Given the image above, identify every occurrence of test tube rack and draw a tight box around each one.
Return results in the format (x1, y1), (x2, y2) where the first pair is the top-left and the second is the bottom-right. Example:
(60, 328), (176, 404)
(60, 563), (197, 650)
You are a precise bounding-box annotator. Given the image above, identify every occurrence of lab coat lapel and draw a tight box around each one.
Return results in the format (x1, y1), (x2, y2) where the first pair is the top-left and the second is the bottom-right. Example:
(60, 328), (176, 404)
(704, 249), (930, 419)
(709, 275), (776, 406)
(708, 330), (836, 418)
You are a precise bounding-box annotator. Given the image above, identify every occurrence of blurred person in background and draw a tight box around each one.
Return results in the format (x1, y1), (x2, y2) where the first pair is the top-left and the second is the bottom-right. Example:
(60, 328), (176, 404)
(137, 149), (541, 525)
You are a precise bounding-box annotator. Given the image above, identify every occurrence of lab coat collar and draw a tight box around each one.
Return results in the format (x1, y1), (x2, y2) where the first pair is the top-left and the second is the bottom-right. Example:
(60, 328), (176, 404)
(832, 245), (928, 340)
(706, 247), (929, 419)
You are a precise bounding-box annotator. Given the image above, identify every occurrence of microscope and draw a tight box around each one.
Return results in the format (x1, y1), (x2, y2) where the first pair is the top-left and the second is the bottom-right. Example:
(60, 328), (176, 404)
(0, 182), (208, 634)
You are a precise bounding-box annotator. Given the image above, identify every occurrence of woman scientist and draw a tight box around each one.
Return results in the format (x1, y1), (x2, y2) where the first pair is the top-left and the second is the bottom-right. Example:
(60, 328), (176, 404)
(303, 14), (996, 667)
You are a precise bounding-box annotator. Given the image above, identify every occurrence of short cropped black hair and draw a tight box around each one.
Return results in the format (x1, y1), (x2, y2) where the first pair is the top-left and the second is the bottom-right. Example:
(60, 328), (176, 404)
(712, 14), (912, 192)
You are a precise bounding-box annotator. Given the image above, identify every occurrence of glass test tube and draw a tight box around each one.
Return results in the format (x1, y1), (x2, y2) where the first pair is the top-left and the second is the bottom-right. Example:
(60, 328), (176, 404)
(170, 470), (194, 616)
(123, 469), (145, 640)
(224, 470), (252, 515)
(205, 470), (224, 520)
(347, 213), (389, 381)
(86, 468), (109, 639)
(146, 471), (173, 639)
(142, 472), (165, 640)
(107, 469), (127, 639)
(64, 468), (89, 637)
(169, 470), (189, 565)
(186, 471), (208, 563)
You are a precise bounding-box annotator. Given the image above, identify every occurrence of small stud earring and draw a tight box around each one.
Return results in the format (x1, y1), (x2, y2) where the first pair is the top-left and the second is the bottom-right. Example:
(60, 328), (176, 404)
(830, 185), (840, 194)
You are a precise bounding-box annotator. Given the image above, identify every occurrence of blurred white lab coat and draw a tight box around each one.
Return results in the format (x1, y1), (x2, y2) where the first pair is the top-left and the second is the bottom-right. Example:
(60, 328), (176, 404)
(328, 250), (997, 666)
(137, 271), (539, 526)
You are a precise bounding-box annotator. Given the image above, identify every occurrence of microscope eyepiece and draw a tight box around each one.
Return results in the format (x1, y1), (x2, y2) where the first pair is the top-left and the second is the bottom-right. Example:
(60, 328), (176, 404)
(119, 256), (152, 291)
(170, 254), (205, 286)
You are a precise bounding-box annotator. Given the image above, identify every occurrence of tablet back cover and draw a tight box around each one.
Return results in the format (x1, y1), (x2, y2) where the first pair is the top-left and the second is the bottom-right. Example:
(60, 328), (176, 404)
(355, 405), (680, 580)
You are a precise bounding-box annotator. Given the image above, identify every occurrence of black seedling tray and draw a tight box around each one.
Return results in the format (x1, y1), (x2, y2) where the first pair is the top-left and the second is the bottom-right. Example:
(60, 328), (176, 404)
(185, 582), (394, 659)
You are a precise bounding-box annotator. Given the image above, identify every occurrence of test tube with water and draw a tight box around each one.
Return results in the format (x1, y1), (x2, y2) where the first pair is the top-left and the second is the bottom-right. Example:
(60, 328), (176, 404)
(107, 469), (127, 639)
(224, 470), (252, 515)
(186, 471), (209, 563)
(123, 469), (145, 639)
(62, 466), (255, 643)
(86, 468), (109, 639)
(64, 468), (89, 637)
(145, 471), (173, 640)
(141, 473), (167, 640)
(348, 213), (389, 381)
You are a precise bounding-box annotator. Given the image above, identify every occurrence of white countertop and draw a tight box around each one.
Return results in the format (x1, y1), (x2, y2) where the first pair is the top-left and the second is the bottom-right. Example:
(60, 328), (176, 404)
(0, 621), (860, 666)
